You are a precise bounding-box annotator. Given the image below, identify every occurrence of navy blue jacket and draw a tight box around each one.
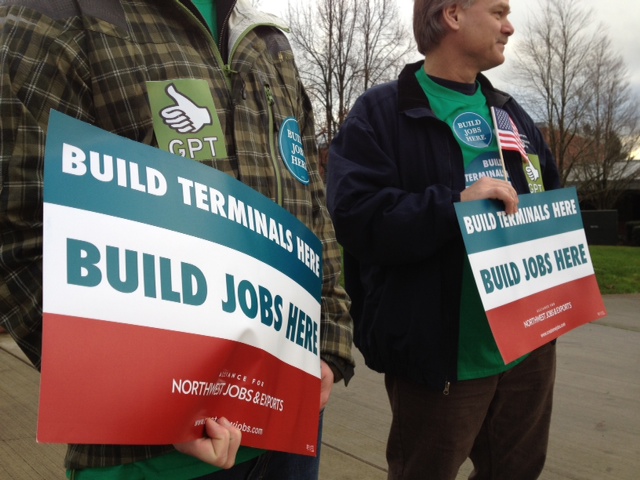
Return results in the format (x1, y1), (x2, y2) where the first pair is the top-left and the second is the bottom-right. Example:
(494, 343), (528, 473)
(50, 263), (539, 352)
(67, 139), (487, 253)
(326, 61), (561, 390)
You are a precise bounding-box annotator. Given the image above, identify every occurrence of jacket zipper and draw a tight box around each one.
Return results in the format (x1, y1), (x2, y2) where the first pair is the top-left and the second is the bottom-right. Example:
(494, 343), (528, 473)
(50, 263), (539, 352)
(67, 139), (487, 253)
(217, 1), (235, 58)
(178, 1), (285, 202)
(443, 380), (451, 396)
(175, 2), (230, 83)
(264, 84), (284, 206)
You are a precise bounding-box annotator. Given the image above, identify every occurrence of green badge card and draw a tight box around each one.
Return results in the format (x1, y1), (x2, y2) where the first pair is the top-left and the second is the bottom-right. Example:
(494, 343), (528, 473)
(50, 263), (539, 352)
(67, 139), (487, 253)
(147, 79), (228, 161)
(524, 155), (545, 194)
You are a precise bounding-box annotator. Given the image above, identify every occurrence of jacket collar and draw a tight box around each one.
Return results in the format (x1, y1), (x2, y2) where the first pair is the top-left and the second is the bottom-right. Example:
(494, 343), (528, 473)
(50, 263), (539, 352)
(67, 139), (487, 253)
(227, 0), (288, 53)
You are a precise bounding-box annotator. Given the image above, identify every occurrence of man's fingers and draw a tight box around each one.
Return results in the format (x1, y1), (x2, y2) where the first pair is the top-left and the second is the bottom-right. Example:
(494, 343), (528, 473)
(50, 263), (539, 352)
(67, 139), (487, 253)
(320, 360), (334, 410)
(460, 177), (519, 215)
(173, 417), (241, 469)
(205, 417), (242, 469)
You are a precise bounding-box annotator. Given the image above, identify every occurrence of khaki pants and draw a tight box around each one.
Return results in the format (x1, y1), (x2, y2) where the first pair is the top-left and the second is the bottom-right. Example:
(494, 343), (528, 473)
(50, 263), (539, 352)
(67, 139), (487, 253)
(384, 342), (556, 480)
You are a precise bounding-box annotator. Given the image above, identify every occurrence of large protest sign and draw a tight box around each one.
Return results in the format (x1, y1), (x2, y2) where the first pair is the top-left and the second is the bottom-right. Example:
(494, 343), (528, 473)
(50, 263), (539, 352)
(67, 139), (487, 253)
(454, 188), (607, 364)
(38, 111), (322, 456)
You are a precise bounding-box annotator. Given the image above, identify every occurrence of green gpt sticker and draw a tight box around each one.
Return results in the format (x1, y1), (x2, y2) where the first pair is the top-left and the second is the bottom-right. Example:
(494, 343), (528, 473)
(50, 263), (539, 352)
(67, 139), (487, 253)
(147, 79), (227, 161)
(279, 117), (309, 185)
(525, 155), (545, 194)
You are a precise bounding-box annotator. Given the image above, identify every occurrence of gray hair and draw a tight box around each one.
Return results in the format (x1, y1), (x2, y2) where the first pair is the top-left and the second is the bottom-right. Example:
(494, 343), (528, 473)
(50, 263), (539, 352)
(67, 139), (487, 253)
(413, 0), (475, 54)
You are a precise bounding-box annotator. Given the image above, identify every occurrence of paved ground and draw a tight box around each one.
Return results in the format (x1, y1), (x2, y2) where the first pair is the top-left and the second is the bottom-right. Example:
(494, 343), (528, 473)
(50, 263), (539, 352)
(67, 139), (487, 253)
(1, 294), (639, 479)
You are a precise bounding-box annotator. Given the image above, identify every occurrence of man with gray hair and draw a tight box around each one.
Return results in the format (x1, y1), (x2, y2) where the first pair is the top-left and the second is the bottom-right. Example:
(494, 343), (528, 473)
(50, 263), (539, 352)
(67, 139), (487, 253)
(0, 0), (354, 478)
(327, 0), (561, 478)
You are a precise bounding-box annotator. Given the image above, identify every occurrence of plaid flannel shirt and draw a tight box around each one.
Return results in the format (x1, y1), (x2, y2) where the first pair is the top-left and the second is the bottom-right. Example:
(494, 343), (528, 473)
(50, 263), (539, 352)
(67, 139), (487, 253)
(0, 0), (354, 468)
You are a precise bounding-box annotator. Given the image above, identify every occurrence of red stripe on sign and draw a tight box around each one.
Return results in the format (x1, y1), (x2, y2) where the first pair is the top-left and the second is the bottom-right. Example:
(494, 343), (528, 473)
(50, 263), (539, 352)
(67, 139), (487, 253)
(485, 275), (606, 364)
(38, 314), (320, 456)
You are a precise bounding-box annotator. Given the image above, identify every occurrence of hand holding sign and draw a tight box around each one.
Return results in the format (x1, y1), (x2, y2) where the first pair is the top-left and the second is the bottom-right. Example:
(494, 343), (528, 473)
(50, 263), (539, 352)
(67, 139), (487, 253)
(174, 417), (241, 469)
(161, 84), (212, 134)
(461, 177), (519, 215)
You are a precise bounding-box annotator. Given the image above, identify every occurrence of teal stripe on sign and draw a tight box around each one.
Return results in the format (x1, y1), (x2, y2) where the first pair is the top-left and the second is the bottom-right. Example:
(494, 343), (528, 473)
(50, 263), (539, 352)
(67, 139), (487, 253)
(454, 188), (584, 255)
(43, 111), (322, 300)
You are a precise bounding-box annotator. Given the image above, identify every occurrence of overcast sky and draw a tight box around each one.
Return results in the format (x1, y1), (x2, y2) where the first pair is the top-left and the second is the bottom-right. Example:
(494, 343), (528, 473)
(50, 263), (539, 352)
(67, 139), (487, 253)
(259, 0), (640, 101)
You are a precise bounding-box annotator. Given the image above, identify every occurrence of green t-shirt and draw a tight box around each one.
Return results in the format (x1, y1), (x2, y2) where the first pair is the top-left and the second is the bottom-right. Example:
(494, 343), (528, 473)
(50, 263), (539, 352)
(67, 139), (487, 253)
(191, 0), (219, 42)
(67, 448), (264, 480)
(415, 67), (527, 380)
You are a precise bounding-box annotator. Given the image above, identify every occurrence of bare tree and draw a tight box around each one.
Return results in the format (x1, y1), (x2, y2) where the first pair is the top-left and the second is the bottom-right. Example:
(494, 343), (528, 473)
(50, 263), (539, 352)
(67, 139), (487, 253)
(285, 0), (414, 146)
(512, 0), (640, 205)
(572, 36), (640, 209)
(359, 0), (412, 91)
(512, 0), (594, 185)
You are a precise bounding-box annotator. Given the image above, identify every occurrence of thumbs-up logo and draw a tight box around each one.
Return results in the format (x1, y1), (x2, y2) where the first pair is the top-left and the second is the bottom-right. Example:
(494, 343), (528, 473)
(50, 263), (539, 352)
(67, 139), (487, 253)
(525, 162), (540, 182)
(147, 79), (228, 161)
(160, 84), (213, 134)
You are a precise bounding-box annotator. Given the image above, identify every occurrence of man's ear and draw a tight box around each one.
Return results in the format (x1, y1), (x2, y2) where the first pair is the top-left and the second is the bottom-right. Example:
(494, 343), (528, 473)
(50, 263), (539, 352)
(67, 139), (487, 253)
(442, 4), (462, 31)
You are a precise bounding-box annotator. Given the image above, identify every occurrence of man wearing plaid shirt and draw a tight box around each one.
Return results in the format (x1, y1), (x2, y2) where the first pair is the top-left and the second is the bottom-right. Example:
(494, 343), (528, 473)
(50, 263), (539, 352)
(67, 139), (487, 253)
(0, 0), (354, 478)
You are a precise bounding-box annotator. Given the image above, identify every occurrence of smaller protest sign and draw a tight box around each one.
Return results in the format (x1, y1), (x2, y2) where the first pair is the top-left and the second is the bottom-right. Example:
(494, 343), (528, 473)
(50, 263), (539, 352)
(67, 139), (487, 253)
(454, 188), (607, 363)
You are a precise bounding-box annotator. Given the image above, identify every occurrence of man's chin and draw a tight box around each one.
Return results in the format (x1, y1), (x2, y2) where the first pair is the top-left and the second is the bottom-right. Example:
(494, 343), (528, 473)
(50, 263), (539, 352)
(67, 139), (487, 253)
(483, 56), (506, 73)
